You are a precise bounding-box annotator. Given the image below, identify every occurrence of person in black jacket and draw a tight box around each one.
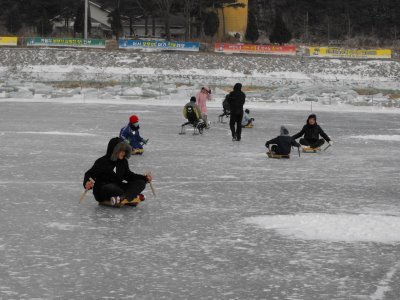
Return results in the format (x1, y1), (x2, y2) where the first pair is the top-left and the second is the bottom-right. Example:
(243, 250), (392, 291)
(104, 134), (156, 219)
(292, 114), (332, 149)
(266, 126), (300, 155)
(83, 137), (152, 206)
(227, 83), (246, 141)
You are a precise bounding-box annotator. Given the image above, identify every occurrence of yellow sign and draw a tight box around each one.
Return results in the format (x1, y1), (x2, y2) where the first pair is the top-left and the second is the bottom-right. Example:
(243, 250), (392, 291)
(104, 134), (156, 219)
(0, 36), (18, 46)
(309, 47), (392, 59)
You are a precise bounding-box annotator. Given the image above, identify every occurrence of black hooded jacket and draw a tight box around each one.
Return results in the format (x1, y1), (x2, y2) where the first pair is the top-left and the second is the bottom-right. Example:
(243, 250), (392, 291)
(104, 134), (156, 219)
(227, 83), (246, 115)
(292, 114), (331, 143)
(83, 137), (147, 200)
(266, 126), (300, 155)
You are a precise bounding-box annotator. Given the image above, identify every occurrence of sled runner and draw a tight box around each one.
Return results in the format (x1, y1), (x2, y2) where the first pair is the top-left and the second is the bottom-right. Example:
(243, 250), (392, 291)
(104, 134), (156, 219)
(99, 195), (145, 208)
(302, 147), (321, 153)
(267, 151), (290, 159)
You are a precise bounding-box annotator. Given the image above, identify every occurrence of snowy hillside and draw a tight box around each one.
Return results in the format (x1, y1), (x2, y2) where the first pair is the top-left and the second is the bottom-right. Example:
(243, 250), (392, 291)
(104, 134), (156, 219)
(1, 48), (400, 109)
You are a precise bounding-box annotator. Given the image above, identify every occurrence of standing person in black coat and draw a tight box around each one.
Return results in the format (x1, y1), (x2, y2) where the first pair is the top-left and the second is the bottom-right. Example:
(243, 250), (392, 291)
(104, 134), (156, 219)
(227, 83), (246, 141)
(292, 114), (333, 149)
(266, 126), (300, 155)
(83, 137), (152, 206)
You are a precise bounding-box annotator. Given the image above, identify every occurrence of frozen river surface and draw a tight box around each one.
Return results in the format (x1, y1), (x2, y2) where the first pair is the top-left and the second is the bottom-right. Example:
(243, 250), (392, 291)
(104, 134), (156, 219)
(1, 102), (400, 299)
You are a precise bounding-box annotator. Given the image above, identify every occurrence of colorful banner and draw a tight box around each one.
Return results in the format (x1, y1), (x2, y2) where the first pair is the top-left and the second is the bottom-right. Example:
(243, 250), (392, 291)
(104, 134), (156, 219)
(118, 39), (200, 52)
(0, 36), (18, 46)
(215, 43), (297, 55)
(309, 47), (392, 59)
(26, 37), (106, 48)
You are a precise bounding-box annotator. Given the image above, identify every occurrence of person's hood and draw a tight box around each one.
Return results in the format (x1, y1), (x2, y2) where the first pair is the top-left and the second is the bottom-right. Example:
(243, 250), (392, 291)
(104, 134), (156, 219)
(280, 125), (289, 136)
(106, 137), (132, 161)
(307, 114), (317, 125)
(233, 83), (242, 92)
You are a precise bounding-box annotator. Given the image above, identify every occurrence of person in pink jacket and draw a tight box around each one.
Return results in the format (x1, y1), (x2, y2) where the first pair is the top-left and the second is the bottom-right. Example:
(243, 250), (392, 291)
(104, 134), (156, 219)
(195, 86), (212, 128)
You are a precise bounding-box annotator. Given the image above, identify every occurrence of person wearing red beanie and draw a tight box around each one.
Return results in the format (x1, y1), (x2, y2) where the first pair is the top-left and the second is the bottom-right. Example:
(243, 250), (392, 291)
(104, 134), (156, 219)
(119, 115), (149, 155)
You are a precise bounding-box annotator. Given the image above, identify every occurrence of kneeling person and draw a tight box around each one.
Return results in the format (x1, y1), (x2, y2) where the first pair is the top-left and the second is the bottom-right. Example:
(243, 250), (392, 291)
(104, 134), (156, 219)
(83, 137), (152, 206)
(266, 126), (300, 156)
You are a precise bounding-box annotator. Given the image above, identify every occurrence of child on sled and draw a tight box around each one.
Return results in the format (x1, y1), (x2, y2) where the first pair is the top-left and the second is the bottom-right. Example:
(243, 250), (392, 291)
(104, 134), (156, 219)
(181, 96), (206, 134)
(266, 126), (300, 156)
(120, 115), (149, 155)
(241, 109), (255, 128)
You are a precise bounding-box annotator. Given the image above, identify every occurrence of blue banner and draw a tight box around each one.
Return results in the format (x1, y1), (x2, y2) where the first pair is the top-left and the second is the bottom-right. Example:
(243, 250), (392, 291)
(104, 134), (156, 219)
(119, 39), (200, 52)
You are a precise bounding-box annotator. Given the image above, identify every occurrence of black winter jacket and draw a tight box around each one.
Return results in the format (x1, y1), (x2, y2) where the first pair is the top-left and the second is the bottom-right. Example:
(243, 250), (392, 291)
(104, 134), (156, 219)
(292, 124), (331, 143)
(227, 89), (245, 115)
(83, 137), (147, 201)
(266, 136), (300, 155)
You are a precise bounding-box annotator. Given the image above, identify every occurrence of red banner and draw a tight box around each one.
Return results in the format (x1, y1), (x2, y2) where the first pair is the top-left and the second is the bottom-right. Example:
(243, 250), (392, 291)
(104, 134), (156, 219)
(215, 43), (297, 55)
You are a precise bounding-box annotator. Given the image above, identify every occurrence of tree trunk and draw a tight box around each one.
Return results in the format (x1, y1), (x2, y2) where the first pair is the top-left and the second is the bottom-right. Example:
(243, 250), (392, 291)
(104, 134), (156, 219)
(145, 14), (149, 36)
(152, 14), (156, 37)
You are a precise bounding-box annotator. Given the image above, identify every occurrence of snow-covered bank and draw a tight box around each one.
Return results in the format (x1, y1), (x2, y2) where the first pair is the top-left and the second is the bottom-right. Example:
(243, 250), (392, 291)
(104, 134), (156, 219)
(1, 48), (400, 109)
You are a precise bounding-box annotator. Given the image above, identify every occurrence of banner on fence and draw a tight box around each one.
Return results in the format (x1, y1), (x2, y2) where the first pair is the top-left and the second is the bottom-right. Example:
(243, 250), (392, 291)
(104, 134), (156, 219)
(309, 47), (392, 59)
(26, 37), (106, 48)
(214, 43), (297, 55)
(0, 37), (18, 46)
(119, 39), (200, 52)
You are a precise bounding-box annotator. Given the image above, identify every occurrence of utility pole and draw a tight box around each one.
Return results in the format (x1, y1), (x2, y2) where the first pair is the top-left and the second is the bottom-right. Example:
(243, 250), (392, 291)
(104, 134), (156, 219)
(84, 0), (88, 39)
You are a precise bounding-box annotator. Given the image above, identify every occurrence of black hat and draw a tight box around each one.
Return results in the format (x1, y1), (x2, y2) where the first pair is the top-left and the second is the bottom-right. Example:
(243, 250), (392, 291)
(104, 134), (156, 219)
(190, 96), (196, 102)
(245, 109), (250, 114)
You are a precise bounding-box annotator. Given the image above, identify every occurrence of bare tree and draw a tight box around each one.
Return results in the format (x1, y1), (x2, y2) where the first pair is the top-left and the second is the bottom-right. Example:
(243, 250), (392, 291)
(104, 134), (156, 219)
(154, 0), (175, 40)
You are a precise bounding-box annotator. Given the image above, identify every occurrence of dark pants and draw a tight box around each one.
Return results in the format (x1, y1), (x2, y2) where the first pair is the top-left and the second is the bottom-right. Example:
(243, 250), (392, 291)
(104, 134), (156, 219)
(300, 138), (325, 148)
(95, 179), (146, 202)
(230, 113), (243, 140)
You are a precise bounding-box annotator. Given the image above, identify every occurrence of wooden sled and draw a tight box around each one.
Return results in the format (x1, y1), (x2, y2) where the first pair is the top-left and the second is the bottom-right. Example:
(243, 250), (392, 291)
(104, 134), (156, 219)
(132, 149), (144, 155)
(302, 147), (321, 153)
(267, 151), (290, 159)
(244, 124), (254, 128)
(98, 197), (141, 208)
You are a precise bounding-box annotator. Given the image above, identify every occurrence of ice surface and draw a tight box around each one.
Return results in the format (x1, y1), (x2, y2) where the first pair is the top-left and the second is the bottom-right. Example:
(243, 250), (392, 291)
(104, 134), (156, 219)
(244, 213), (400, 243)
(1, 99), (400, 299)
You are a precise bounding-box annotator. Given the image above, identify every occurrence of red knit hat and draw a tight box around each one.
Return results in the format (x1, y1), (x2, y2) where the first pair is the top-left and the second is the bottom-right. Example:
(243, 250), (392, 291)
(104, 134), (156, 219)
(129, 115), (139, 123)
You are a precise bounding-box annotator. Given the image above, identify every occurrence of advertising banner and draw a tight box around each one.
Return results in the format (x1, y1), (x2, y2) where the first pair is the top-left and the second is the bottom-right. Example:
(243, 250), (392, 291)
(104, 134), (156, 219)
(119, 39), (200, 52)
(309, 47), (392, 59)
(26, 37), (106, 48)
(0, 36), (18, 46)
(215, 43), (297, 55)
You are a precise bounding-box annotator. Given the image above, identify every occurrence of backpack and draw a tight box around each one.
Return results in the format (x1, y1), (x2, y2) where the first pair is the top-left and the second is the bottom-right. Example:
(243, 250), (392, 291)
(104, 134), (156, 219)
(222, 95), (230, 113)
(185, 105), (198, 123)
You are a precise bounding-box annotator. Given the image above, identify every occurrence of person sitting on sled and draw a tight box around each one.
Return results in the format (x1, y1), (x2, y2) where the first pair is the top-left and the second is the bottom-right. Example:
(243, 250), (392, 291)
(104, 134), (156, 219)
(83, 137), (152, 206)
(120, 115), (148, 155)
(181, 96), (206, 131)
(292, 114), (332, 149)
(241, 109), (255, 127)
(266, 126), (300, 155)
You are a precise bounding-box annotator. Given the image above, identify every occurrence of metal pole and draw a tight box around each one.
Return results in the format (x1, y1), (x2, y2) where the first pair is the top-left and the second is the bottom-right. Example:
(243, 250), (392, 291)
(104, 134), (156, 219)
(84, 0), (88, 39)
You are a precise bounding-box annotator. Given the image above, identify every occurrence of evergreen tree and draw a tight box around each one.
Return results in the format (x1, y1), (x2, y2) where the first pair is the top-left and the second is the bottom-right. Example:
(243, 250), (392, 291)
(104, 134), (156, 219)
(245, 11), (259, 43)
(109, 8), (123, 40)
(203, 11), (219, 39)
(37, 9), (53, 36)
(269, 13), (292, 45)
(74, 1), (91, 37)
(5, 6), (22, 34)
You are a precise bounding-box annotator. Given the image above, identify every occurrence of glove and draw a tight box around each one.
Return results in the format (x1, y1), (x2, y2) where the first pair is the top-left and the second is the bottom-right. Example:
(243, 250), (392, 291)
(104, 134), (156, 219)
(329, 141), (333, 146)
(142, 139), (149, 145)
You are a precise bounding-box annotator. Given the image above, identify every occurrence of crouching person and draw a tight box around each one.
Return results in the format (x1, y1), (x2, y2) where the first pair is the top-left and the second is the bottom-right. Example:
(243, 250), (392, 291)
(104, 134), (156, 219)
(266, 126), (300, 156)
(83, 137), (152, 207)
